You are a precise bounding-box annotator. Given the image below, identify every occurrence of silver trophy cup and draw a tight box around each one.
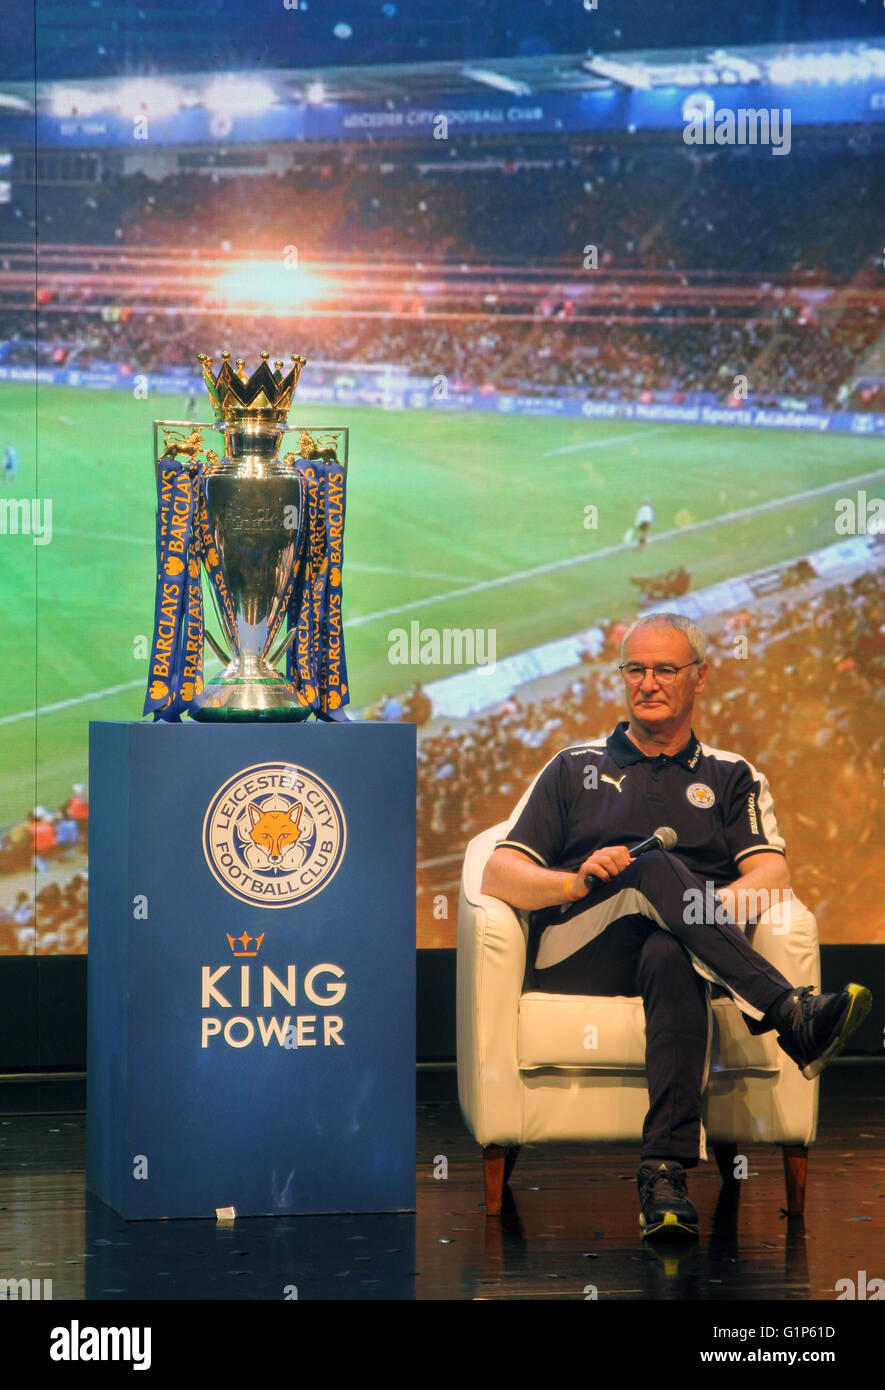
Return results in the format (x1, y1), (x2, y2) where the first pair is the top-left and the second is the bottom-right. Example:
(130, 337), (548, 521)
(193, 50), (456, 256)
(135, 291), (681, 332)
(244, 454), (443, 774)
(154, 350), (346, 722)
(192, 414), (310, 721)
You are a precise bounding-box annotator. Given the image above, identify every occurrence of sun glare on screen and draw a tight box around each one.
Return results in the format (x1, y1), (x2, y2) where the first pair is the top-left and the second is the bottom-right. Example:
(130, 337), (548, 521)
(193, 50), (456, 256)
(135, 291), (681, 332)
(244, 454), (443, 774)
(214, 261), (337, 310)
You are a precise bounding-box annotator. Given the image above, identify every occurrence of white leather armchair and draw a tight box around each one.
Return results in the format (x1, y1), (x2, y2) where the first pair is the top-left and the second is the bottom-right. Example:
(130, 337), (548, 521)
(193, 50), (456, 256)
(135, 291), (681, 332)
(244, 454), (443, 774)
(457, 819), (820, 1216)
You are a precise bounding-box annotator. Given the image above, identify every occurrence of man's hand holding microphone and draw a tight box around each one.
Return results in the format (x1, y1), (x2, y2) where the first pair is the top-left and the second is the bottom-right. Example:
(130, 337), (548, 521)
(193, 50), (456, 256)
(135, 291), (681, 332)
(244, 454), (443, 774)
(562, 828), (677, 904)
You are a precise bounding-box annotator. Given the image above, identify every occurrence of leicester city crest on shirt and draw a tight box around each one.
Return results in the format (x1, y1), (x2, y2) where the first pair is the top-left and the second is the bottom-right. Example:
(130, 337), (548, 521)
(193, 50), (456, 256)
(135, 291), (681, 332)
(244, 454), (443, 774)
(203, 762), (346, 908)
(686, 782), (716, 809)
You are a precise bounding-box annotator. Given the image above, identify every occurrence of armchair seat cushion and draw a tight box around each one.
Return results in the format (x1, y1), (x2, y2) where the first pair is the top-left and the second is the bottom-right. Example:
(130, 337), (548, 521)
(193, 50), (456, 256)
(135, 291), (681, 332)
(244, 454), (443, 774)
(517, 992), (778, 1073)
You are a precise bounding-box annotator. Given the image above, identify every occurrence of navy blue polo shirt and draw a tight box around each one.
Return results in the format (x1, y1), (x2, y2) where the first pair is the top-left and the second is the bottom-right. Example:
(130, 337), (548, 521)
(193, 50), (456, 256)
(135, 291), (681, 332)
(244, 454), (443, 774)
(498, 722), (786, 915)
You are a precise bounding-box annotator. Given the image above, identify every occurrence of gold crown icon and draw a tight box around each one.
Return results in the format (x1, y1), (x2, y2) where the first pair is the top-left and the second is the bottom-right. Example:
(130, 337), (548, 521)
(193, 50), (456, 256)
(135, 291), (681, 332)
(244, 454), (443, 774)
(226, 931), (265, 958)
(198, 350), (307, 424)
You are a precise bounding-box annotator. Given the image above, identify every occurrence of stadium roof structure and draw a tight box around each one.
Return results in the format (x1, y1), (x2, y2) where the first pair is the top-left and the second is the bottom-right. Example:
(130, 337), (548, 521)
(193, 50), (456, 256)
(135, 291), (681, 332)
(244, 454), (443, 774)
(1, 0), (882, 84)
(2, 40), (884, 118)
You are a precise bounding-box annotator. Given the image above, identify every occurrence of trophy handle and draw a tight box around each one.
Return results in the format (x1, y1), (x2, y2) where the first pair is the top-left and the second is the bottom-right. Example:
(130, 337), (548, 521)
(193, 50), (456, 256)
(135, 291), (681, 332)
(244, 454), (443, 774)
(286, 425), (348, 471)
(204, 630), (232, 666)
(152, 418), (213, 485)
(268, 626), (298, 669)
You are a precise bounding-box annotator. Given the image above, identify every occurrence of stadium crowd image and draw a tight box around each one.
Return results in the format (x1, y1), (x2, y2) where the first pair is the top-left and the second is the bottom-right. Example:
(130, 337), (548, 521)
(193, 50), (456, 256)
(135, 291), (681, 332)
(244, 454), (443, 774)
(0, 0), (883, 1335)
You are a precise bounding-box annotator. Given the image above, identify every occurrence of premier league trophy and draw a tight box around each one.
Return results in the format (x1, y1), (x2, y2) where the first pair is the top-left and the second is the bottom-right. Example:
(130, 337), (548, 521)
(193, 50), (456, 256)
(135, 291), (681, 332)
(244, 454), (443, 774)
(143, 351), (349, 723)
(89, 355), (416, 1229)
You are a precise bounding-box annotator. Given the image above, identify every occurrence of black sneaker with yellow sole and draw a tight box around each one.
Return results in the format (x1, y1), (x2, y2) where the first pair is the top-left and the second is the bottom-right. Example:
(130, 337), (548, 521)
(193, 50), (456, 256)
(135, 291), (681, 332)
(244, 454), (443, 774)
(637, 1160), (699, 1240)
(774, 983), (872, 1079)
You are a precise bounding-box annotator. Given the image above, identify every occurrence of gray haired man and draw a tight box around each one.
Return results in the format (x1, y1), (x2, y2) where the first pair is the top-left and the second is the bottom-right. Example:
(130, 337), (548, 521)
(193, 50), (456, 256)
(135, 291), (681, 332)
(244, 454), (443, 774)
(482, 613), (872, 1238)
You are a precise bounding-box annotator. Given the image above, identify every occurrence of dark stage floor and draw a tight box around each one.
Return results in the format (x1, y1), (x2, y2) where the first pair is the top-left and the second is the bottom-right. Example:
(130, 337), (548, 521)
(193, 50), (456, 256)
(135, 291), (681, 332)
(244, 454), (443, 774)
(0, 1064), (883, 1304)
(418, 1065), (885, 1303)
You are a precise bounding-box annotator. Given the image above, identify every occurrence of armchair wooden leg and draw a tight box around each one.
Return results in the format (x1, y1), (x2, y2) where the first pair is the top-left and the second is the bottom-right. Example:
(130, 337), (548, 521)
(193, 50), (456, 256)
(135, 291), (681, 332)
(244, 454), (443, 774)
(483, 1144), (520, 1215)
(782, 1144), (808, 1216)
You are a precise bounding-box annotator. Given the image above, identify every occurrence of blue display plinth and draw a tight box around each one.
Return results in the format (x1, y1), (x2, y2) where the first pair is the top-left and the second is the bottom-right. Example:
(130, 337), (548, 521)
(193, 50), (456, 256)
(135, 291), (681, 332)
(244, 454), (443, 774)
(86, 720), (416, 1220)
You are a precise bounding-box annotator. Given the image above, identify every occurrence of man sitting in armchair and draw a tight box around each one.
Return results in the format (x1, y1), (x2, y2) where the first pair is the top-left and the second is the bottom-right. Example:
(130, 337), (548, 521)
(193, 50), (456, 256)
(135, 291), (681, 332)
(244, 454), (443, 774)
(481, 612), (872, 1239)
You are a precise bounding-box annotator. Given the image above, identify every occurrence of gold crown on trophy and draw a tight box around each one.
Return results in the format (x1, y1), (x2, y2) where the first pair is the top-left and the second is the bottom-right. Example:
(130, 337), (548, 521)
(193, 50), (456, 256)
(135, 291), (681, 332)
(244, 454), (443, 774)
(197, 350), (307, 423)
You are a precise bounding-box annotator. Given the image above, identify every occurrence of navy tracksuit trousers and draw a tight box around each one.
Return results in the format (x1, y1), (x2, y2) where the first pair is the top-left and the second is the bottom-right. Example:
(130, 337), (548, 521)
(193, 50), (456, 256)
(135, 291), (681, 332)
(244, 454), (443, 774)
(532, 849), (794, 1166)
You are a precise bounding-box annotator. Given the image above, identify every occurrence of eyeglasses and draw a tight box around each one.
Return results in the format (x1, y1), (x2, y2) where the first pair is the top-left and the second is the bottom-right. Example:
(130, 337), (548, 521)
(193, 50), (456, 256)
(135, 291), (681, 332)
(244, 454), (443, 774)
(618, 661), (701, 685)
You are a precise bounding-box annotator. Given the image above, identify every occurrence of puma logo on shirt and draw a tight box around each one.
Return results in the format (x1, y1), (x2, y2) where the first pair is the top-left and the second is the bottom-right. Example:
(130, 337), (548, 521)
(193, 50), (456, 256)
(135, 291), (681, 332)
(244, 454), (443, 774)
(601, 773), (627, 793)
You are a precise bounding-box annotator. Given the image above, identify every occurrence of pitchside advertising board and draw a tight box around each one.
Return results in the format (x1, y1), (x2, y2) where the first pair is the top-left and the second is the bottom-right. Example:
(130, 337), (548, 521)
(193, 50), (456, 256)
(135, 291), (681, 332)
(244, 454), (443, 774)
(86, 720), (416, 1220)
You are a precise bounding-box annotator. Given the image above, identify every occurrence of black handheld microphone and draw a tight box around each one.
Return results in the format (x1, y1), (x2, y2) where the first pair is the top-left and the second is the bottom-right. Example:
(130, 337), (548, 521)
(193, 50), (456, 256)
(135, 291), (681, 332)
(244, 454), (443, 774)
(583, 826), (677, 889)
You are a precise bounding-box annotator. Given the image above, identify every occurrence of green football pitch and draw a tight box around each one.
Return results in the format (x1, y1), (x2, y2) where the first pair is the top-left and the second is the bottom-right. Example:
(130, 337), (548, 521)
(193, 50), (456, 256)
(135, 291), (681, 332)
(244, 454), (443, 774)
(0, 382), (882, 824)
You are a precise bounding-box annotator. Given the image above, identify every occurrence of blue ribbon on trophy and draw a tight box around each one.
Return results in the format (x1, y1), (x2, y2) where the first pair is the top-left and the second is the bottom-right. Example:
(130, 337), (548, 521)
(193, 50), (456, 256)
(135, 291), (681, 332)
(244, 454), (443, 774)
(143, 457), (201, 719)
(286, 456), (349, 715)
(143, 352), (349, 724)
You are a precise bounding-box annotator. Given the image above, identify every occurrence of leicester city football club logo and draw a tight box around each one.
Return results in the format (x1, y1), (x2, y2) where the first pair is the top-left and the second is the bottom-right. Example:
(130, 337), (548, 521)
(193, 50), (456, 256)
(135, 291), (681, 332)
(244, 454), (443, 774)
(686, 782), (715, 809)
(202, 762), (346, 908)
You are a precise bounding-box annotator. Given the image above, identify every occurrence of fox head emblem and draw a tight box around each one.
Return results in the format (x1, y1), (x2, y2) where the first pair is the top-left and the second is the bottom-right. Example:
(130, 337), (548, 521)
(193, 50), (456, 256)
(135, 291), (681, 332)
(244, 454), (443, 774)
(247, 801), (303, 863)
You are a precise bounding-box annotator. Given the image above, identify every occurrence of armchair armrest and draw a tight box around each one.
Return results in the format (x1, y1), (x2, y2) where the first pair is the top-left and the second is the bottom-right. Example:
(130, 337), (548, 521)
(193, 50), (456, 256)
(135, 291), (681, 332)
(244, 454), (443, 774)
(457, 826), (530, 1144)
(711, 894), (820, 1147)
(745, 895), (820, 992)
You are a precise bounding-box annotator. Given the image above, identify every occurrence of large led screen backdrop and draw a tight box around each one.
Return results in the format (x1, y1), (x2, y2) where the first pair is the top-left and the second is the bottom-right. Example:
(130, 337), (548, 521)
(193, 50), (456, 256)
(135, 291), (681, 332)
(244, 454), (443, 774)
(0, 1), (883, 954)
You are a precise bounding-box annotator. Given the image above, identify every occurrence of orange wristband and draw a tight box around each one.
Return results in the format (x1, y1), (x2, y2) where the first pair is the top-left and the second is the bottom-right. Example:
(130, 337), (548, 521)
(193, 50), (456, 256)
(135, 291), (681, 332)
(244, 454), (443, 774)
(563, 873), (581, 902)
